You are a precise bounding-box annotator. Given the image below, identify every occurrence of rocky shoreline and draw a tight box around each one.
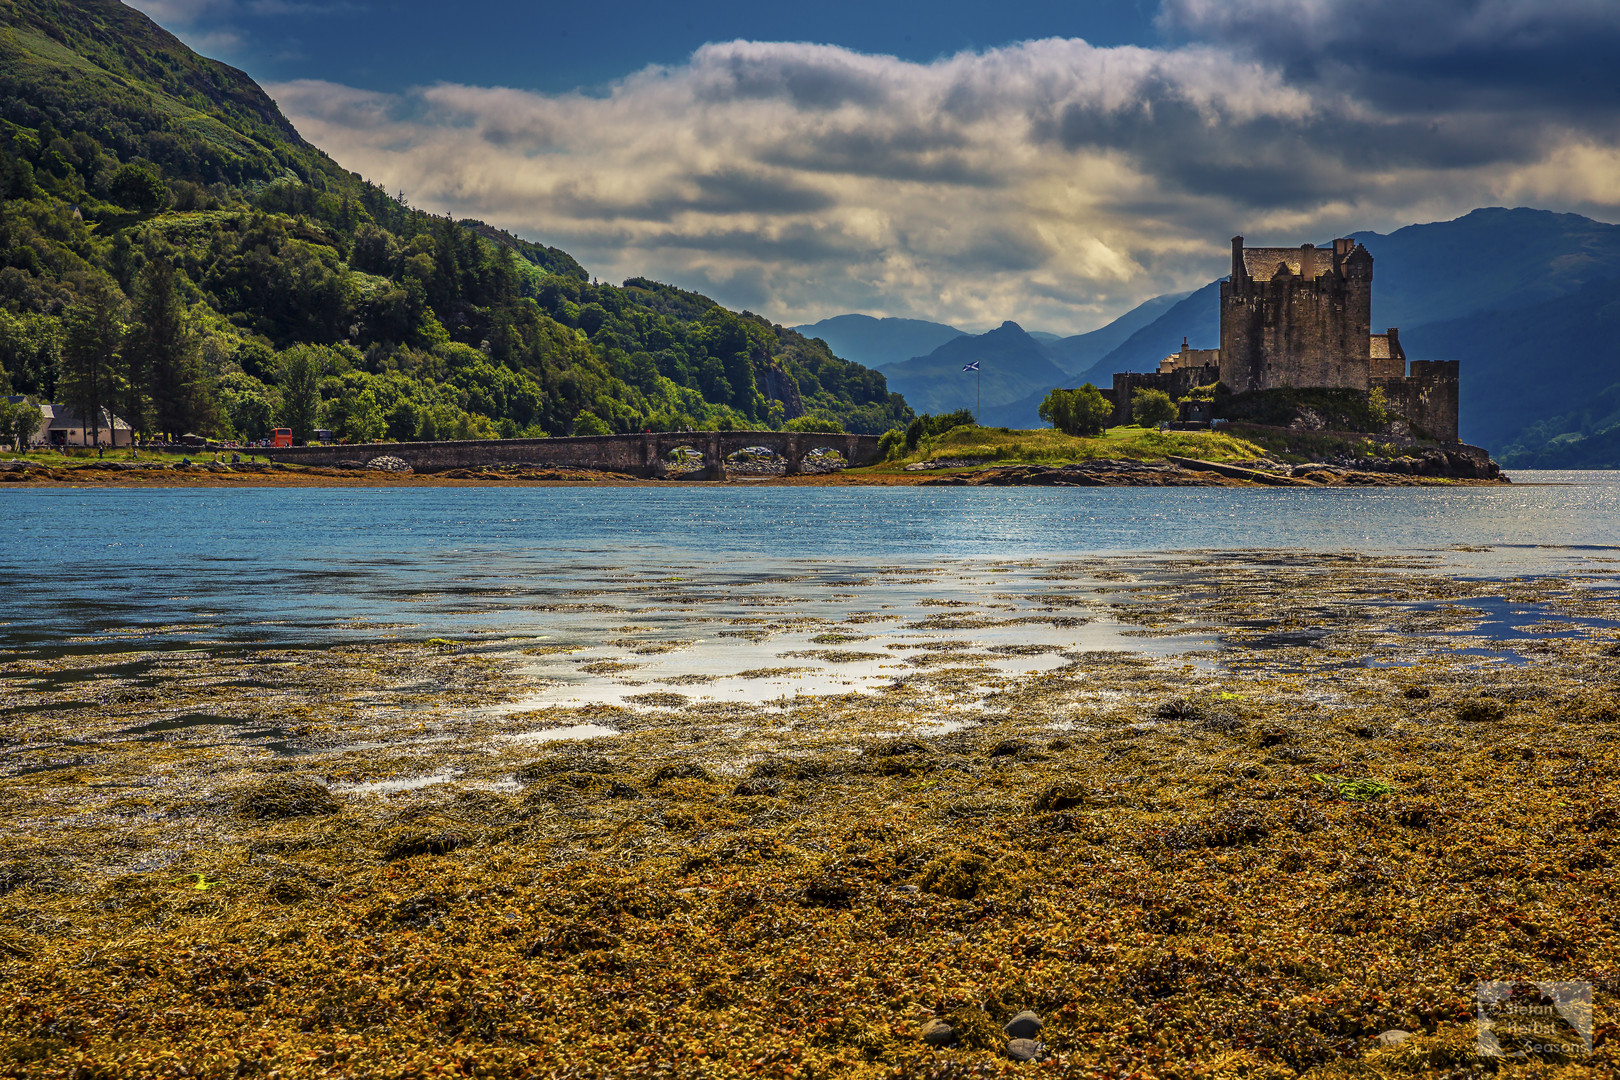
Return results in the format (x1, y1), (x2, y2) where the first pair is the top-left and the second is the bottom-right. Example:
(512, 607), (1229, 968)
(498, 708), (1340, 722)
(0, 445), (1507, 488)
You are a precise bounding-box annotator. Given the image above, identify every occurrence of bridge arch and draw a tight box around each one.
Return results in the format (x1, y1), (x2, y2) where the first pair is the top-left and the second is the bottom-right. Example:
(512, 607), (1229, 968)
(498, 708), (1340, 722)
(262, 430), (885, 479)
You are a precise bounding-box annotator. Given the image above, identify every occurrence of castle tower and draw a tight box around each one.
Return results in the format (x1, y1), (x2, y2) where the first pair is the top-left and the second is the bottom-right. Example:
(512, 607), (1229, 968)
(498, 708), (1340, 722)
(1218, 236), (1373, 393)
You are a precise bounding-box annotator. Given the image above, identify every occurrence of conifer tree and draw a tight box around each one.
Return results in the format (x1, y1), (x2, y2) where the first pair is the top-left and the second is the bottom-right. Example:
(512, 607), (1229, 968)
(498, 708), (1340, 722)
(129, 256), (206, 441)
(59, 275), (127, 448)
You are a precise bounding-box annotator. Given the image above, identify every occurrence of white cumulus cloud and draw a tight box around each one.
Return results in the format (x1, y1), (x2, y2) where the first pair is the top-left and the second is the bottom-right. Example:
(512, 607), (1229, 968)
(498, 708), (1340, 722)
(270, 32), (1620, 333)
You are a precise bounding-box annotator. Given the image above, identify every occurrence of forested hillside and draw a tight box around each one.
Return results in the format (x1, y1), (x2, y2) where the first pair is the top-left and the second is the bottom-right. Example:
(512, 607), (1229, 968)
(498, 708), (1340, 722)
(0, 0), (910, 442)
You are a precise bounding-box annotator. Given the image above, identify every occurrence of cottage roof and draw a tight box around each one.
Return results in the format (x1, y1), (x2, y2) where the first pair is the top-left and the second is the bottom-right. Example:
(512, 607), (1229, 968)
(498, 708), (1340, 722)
(43, 405), (130, 430)
(1241, 246), (1337, 282)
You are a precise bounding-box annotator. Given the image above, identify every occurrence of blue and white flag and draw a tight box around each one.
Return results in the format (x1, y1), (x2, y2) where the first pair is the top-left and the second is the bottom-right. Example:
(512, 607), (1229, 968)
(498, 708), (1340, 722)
(962, 361), (980, 372)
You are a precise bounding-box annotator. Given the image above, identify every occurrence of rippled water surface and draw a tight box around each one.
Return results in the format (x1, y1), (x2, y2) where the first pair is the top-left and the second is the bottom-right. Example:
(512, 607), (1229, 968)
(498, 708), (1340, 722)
(3, 473), (1617, 633)
(0, 471), (1617, 715)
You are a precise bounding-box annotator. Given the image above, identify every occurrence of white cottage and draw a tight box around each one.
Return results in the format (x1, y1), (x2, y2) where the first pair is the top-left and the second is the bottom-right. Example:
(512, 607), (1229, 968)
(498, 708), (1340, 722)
(14, 400), (135, 447)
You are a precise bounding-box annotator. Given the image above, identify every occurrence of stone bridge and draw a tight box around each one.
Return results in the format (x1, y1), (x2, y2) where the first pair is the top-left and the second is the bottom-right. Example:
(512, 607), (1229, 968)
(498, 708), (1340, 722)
(261, 430), (884, 479)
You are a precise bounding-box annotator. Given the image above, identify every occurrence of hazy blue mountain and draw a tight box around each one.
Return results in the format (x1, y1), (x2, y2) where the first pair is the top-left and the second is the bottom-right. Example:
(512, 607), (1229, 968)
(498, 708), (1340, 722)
(1047, 291), (1192, 375)
(977, 290), (1208, 429)
(1027, 331), (1064, 344)
(1401, 274), (1620, 450)
(792, 314), (968, 371)
(881, 322), (1068, 416)
(1352, 208), (1620, 328)
(1073, 283), (1223, 387)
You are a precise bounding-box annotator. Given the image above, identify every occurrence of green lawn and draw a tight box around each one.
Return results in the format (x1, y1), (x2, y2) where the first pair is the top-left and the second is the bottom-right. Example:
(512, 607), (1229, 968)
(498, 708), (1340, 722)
(2, 447), (250, 466)
(869, 424), (1268, 471)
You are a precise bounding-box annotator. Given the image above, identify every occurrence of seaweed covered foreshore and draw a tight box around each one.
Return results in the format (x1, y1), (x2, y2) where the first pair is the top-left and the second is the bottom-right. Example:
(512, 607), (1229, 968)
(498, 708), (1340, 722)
(2, 554), (1617, 1078)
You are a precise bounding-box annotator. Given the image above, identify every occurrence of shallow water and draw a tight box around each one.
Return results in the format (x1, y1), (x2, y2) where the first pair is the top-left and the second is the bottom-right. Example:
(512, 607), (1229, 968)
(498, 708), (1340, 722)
(2, 475), (1618, 712)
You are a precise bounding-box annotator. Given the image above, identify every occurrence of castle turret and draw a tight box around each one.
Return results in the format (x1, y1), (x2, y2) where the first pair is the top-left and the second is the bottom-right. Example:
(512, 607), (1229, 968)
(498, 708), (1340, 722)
(1344, 243), (1373, 280)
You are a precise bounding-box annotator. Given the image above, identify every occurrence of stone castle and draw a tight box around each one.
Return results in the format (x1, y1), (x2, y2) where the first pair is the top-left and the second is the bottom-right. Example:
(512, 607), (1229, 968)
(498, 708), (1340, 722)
(1108, 236), (1460, 441)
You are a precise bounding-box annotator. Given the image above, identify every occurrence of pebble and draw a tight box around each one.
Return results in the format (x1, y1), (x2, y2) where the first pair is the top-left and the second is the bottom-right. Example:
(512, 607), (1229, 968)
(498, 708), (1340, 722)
(1376, 1029), (1412, 1048)
(920, 1018), (955, 1046)
(1006, 1038), (1042, 1061)
(895, 884), (919, 895)
(1004, 1010), (1043, 1039)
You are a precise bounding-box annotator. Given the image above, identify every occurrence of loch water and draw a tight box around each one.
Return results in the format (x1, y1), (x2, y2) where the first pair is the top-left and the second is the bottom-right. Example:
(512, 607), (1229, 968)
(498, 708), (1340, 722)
(1, 472), (1618, 713)
(3, 472), (1619, 645)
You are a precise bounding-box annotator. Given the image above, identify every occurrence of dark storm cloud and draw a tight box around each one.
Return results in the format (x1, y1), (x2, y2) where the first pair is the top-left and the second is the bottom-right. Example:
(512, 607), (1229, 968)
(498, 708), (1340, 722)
(758, 129), (1002, 188)
(549, 170), (836, 222)
(1160, 0), (1620, 119)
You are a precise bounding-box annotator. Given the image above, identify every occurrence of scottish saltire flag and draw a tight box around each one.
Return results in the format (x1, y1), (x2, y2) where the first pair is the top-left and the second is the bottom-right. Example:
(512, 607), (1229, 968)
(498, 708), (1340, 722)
(962, 361), (980, 371)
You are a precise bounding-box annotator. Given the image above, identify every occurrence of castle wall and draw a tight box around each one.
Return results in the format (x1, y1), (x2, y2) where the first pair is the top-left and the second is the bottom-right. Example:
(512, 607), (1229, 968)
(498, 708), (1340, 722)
(1368, 352), (1405, 380)
(1098, 236), (1464, 444)
(1110, 366), (1219, 426)
(1372, 360), (1459, 443)
(1220, 269), (1372, 393)
(1219, 238), (1373, 394)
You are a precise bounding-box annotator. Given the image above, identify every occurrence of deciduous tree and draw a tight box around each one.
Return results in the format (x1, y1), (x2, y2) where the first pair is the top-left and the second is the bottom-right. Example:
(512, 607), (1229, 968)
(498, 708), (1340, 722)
(0, 398), (43, 451)
(1040, 385), (1112, 437)
(275, 346), (326, 444)
(1131, 387), (1179, 427)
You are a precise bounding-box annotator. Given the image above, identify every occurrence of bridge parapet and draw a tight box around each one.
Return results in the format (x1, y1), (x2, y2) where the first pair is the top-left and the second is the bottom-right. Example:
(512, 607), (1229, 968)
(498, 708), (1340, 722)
(261, 431), (884, 478)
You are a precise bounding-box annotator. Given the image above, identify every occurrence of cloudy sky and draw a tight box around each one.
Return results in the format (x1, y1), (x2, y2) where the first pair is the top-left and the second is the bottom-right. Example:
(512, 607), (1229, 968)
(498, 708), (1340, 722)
(131, 0), (1620, 334)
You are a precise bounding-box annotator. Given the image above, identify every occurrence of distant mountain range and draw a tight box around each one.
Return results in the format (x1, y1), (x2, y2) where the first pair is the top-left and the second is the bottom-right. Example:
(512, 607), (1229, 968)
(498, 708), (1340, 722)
(808, 208), (1620, 455)
(795, 292), (1190, 425)
(792, 315), (970, 371)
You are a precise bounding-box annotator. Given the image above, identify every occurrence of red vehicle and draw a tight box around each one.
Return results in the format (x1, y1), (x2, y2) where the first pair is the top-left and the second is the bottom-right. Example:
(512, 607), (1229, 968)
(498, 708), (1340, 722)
(270, 428), (293, 447)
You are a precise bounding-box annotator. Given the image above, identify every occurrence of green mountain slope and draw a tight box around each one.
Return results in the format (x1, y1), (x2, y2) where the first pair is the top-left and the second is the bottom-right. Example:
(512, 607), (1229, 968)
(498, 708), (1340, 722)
(0, 0), (909, 442)
(0, 0), (342, 190)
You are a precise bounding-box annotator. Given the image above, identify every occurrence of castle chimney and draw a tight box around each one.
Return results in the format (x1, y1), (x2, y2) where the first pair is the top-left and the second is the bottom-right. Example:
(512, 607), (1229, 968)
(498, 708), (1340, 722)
(1231, 236), (1245, 284)
(1387, 327), (1401, 355)
(1300, 243), (1316, 282)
